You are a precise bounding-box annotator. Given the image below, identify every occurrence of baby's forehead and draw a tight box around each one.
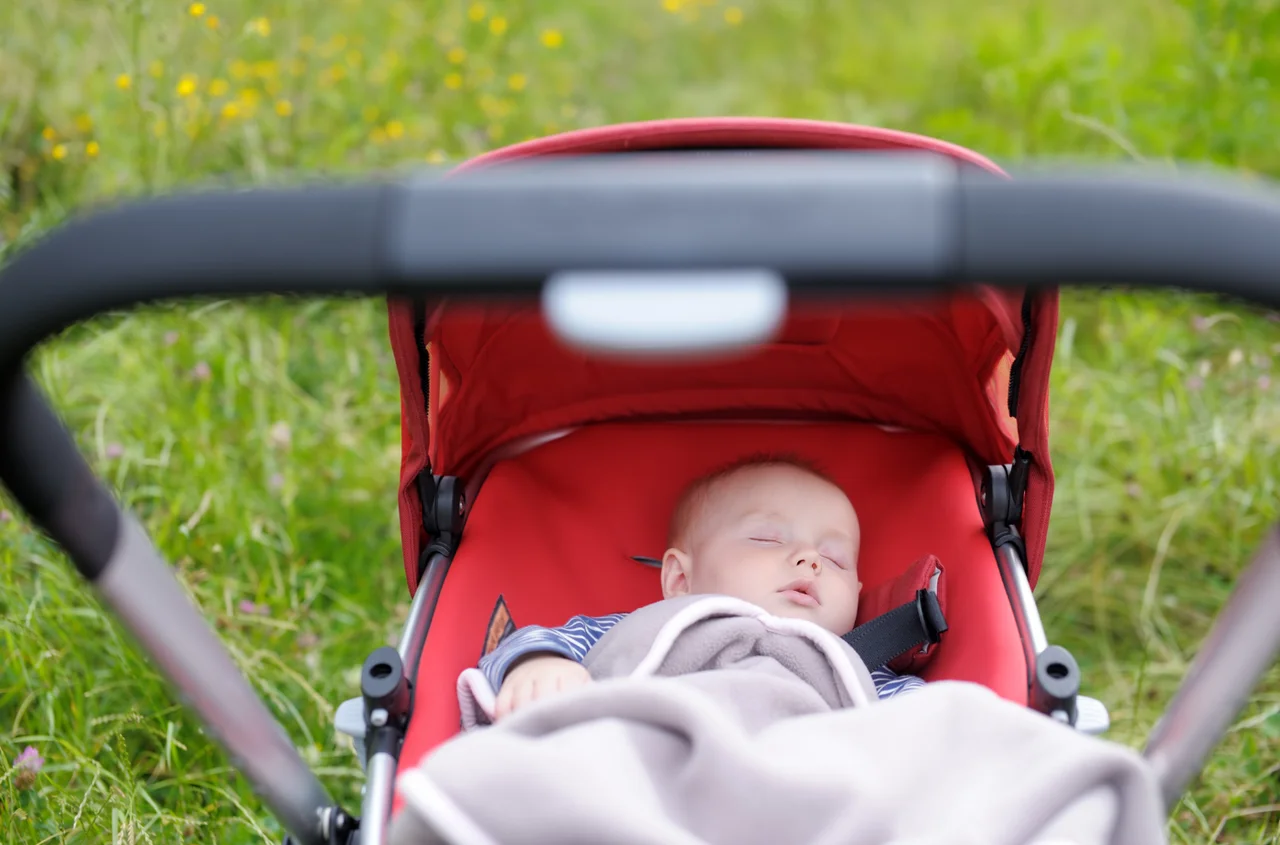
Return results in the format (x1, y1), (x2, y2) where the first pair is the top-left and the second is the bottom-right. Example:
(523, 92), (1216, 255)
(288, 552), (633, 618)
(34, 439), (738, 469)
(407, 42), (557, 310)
(713, 463), (840, 492)
(703, 465), (854, 515)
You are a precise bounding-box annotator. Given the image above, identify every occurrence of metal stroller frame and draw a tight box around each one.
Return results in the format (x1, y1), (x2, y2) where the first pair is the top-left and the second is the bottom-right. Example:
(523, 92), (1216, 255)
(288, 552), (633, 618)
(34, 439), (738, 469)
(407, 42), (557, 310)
(0, 153), (1277, 844)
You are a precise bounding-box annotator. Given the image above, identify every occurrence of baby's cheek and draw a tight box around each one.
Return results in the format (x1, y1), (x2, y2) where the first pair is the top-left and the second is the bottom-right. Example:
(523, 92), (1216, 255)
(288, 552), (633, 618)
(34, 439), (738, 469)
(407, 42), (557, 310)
(838, 587), (860, 628)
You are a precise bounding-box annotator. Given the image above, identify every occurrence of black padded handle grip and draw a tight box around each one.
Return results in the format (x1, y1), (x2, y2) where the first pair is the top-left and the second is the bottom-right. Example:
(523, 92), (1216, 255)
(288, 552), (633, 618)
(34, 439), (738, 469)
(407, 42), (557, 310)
(4, 156), (1280, 386)
(0, 183), (391, 379)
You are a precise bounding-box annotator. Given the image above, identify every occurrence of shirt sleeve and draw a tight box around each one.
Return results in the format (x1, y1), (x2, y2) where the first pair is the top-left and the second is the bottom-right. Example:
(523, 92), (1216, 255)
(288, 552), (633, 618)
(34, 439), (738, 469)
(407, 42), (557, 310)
(478, 613), (627, 691)
(869, 666), (928, 699)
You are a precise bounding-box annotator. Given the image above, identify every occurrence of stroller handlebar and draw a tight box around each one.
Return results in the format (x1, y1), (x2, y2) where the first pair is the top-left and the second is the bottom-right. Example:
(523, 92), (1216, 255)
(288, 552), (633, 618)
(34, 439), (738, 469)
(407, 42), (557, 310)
(2, 152), (1280, 843)
(2, 153), (1280, 379)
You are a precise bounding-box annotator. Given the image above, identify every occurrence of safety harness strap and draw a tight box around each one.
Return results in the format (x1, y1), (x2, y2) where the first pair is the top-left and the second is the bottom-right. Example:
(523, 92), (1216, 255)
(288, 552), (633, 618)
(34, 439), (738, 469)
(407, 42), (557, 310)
(841, 589), (948, 671)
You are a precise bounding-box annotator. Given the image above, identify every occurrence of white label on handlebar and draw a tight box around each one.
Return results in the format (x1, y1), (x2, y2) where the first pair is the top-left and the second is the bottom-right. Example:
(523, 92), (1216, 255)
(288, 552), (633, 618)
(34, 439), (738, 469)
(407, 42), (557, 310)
(542, 269), (787, 358)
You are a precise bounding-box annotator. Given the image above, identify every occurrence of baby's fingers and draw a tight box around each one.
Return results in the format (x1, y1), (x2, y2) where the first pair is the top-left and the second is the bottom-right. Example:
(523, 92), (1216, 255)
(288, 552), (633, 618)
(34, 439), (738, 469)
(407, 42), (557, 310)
(495, 684), (514, 721)
(511, 678), (536, 713)
(495, 679), (532, 720)
(559, 669), (591, 691)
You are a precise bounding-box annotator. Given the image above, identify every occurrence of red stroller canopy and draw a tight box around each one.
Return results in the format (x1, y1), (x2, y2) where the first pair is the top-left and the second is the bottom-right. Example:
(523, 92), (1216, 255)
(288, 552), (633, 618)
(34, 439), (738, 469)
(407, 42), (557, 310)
(387, 118), (1058, 589)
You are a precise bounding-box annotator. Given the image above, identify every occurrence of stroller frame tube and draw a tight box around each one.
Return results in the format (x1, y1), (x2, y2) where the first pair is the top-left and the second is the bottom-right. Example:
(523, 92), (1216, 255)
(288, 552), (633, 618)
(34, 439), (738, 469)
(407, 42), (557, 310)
(0, 372), (339, 845)
(996, 541), (1050, 657)
(99, 515), (338, 842)
(359, 550), (454, 845)
(1144, 526), (1280, 809)
(2, 155), (1280, 841)
(360, 742), (400, 845)
(399, 551), (453, 687)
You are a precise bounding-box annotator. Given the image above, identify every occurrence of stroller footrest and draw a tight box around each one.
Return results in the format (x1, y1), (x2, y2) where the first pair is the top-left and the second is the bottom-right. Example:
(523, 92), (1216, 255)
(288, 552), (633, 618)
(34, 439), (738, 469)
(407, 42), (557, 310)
(1075, 695), (1111, 736)
(335, 697), (368, 770)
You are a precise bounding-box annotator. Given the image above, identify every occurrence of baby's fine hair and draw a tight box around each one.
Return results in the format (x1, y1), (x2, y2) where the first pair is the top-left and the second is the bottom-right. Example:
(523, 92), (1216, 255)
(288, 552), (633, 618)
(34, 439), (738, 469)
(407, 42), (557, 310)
(666, 453), (839, 547)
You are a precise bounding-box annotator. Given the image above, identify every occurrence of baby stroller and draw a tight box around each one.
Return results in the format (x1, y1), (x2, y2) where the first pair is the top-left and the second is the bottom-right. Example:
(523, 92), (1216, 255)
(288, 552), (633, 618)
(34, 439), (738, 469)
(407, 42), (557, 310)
(0, 116), (1278, 845)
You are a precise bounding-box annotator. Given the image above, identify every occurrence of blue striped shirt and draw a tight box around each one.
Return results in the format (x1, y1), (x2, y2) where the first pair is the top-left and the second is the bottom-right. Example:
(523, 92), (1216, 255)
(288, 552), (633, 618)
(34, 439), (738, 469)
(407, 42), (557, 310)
(479, 612), (927, 699)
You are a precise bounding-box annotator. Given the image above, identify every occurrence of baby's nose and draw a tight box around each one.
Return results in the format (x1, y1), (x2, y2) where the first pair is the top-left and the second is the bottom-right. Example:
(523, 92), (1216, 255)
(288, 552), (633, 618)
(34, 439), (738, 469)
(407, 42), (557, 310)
(794, 552), (822, 572)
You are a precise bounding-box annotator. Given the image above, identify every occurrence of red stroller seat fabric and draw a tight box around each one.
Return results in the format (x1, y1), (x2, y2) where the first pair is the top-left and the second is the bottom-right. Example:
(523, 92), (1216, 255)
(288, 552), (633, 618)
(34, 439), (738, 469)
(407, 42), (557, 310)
(397, 421), (1027, 773)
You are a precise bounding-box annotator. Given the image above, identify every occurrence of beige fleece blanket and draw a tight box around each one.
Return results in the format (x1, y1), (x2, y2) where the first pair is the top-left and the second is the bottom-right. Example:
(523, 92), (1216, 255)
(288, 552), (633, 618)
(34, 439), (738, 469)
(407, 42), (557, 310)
(390, 595), (1167, 845)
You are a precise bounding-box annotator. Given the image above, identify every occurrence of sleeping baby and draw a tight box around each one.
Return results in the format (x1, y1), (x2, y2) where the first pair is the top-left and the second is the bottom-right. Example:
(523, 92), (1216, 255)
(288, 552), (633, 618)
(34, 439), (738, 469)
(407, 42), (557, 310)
(479, 454), (926, 719)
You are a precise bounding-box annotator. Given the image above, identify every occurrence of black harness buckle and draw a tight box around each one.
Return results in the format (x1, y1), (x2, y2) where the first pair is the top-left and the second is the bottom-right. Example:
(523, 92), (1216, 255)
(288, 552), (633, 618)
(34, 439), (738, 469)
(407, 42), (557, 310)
(915, 588), (948, 647)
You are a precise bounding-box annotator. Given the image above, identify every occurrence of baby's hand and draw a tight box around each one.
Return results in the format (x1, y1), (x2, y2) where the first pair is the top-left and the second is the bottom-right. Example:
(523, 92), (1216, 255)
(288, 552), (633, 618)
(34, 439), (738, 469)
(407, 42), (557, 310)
(495, 654), (592, 721)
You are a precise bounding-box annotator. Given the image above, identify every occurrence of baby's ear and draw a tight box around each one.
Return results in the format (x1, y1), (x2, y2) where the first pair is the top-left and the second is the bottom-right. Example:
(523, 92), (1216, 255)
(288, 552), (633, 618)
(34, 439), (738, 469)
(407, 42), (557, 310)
(660, 548), (692, 598)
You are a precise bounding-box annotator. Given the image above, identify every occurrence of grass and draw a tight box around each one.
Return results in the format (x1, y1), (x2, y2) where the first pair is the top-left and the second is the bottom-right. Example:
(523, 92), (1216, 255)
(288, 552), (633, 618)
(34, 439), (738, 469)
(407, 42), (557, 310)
(1, 0), (1279, 841)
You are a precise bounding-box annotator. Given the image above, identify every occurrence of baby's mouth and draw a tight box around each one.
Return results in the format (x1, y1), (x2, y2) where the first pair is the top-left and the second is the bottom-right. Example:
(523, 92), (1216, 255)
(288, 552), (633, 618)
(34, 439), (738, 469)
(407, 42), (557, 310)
(779, 579), (820, 608)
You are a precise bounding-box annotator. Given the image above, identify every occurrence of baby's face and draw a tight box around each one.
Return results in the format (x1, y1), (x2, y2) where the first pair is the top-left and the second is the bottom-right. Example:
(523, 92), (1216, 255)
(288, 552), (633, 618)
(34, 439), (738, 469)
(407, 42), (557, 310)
(661, 464), (862, 634)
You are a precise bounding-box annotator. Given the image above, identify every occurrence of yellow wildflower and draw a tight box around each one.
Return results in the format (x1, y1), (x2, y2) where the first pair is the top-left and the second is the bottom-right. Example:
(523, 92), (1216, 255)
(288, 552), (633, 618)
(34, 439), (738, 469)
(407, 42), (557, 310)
(75, 114), (94, 133)
(239, 88), (261, 108)
(274, 99), (293, 117)
(489, 16), (507, 35)
(662, 0), (681, 12)
(86, 140), (100, 158)
(149, 60), (165, 78)
(386, 120), (405, 139)
(447, 46), (466, 64)
(209, 78), (230, 97)
(444, 72), (463, 90)
(255, 60), (279, 78)
(724, 6), (743, 24)
(176, 74), (198, 97)
(467, 3), (485, 21)
(188, 2), (205, 17)
(370, 126), (388, 144)
(322, 66), (346, 85)
(206, 15), (219, 29)
(41, 126), (57, 142)
(328, 33), (348, 53)
(507, 73), (527, 91)
(540, 29), (563, 49)
(230, 59), (250, 79)
(345, 50), (362, 68)
(426, 149), (446, 164)
(247, 17), (271, 37)
(51, 144), (67, 160)
(115, 73), (133, 90)
(221, 102), (241, 119)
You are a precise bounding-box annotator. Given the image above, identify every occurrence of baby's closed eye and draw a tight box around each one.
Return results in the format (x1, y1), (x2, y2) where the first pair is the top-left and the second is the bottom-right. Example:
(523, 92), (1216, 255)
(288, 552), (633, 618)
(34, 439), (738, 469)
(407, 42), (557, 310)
(820, 550), (852, 569)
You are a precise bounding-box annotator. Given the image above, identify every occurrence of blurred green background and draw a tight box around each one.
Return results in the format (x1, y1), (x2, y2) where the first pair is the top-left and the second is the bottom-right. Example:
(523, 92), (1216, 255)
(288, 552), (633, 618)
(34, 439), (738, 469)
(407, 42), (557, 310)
(2, 0), (1278, 841)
